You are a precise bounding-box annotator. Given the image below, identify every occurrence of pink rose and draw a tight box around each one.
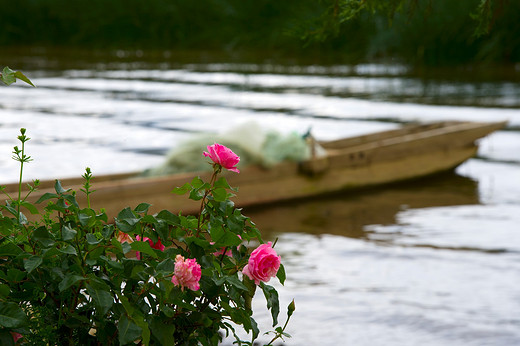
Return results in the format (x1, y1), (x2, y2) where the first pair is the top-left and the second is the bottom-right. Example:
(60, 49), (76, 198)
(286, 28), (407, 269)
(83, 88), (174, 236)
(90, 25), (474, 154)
(171, 255), (202, 291)
(136, 235), (165, 260)
(242, 242), (281, 285)
(203, 143), (240, 173)
(116, 231), (134, 244)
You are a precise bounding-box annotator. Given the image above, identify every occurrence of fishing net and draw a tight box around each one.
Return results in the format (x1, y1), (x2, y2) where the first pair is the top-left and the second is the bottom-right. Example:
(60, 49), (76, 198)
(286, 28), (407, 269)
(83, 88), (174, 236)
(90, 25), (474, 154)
(143, 122), (314, 176)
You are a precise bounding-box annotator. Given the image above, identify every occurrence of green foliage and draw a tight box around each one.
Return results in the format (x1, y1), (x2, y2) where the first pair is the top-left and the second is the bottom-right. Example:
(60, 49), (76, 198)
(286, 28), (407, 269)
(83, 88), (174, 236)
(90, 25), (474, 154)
(0, 129), (293, 345)
(0, 67), (34, 87)
(1, 0), (518, 65)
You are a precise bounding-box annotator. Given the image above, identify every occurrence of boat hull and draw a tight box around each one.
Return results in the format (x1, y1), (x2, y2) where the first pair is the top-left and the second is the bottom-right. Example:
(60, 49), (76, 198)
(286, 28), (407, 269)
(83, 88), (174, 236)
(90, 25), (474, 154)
(2, 121), (506, 219)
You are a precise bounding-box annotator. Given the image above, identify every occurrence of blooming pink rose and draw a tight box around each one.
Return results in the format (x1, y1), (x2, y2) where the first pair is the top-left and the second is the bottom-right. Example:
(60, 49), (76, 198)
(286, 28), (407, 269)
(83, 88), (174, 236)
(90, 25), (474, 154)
(116, 231), (134, 244)
(203, 143), (240, 173)
(171, 255), (202, 291)
(136, 235), (165, 260)
(242, 242), (281, 285)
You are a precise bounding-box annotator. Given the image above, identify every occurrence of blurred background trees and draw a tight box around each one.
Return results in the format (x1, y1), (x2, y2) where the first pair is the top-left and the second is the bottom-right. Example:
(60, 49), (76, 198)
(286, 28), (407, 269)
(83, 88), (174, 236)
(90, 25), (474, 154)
(1, 0), (518, 66)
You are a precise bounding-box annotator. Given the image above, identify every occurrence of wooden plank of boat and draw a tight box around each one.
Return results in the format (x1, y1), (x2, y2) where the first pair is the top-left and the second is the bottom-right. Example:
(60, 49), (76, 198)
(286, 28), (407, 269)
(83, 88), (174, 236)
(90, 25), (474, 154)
(2, 120), (506, 219)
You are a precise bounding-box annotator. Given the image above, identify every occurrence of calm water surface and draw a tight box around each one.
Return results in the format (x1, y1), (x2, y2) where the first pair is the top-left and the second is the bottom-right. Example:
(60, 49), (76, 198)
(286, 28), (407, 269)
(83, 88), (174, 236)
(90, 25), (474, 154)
(1, 53), (519, 345)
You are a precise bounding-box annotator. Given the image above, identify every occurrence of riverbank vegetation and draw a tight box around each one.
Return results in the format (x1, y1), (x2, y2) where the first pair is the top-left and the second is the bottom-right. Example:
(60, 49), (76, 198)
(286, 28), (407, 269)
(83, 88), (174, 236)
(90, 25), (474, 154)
(1, 0), (519, 66)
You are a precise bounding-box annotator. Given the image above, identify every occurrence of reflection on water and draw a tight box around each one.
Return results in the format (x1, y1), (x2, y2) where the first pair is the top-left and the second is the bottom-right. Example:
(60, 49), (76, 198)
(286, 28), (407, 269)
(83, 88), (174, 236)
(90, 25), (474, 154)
(245, 173), (479, 239)
(1, 50), (520, 345)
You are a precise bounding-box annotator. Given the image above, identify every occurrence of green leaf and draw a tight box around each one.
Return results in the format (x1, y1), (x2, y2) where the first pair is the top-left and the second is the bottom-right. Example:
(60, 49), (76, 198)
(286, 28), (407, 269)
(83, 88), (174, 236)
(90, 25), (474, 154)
(0, 284), (10, 298)
(190, 176), (204, 189)
(118, 314), (142, 345)
(0, 302), (28, 328)
(132, 313), (150, 346)
(261, 283), (280, 327)
(79, 208), (96, 227)
(35, 192), (59, 204)
(32, 226), (55, 247)
(24, 255), (42, 273)
(0, 329), (15, 346)
(226, 275), (248, 291)
(86, 233), (102, 245)
(212, 187), (227, 202)
(150, 317), (175, 345)
(134, 203), (151, 214)
(115, 207), (139, 233)
(20, 201), (38, 214)
(172, 182), (191, 195)
(156, 210), (181, 226)
(0, 218), (15, 236)
(14, 70), (35, 87)
(54, 180), (71, 194)
(214, 177), (231, 189)
(156, 258), (175, 273)
(62, 225), (77, 241)
(58, 244), (77, 255)
(86, 285), (113, 316)
(0, 243), (22, 256)
(287, 299), (296, 318)
(276, 263), (286, 285)
(189, 188), (204, 201)
(7, 269), (26, 282)
(58, 274), (85, 292)
(1, 66), (16, 85)
(130, 241), (157, 259)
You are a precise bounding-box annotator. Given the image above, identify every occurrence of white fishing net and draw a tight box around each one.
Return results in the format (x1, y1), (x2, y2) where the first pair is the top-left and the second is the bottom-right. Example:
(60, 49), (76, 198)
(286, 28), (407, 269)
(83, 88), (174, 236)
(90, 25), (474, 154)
(143, 122), (313, 176)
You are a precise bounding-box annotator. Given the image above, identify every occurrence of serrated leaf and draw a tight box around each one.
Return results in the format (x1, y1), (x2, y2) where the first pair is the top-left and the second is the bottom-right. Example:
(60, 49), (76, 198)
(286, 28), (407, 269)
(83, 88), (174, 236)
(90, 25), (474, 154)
(14, 70), (35, 87)
(58, 244), (77, 255)
(0, 302), (28, 328)
(156, 210), (180, 226)
(0, 330), (14, 346)
(86, 233), (102, 245)
(1, 67), (15, 85)
(54, 180), (71, 194)
(0, 243), (22, 256)
(20, 201), (39, 215)
(79, 209), (96, 227)
(190, 176), (204, 189)
(156, 258), (175, 273)
(212, 187), (227, 202)
(62, 225), (77, 241)
(134, 203), (151, 214)
(118, 314), (142, 345)
(58, 274), (85, 292)
(189, 188), (204, 201)
(276, 263), (286, 285)
(24, 255), (42, 273)
(214, 177), (231, 189)
(261, 283), (280, 326)
(0, 284), (10, 298)
(35, 192), (59, 204)
(150, 317), (175, 345)
(7, 269), (26, 282)
(226, 275), (248, 291)
(32, 227), (55, 247)
(86, 285), (113, 316)
(172, 182), (191, 195)
(131, 241), (157, 258)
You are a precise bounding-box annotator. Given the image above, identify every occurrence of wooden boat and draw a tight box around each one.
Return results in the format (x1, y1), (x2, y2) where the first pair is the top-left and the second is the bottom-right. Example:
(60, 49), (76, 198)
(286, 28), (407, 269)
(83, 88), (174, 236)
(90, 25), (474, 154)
(3, 120), (506, 219)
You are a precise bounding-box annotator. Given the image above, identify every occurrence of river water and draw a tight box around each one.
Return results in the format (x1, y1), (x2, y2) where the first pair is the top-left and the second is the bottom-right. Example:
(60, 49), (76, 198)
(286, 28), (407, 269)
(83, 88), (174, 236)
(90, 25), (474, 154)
(1, 52), (519, 345)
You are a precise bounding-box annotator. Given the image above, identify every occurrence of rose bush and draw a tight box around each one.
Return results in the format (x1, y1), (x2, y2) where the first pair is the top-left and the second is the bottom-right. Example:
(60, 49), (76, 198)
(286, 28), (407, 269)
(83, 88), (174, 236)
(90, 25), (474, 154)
(0, 129), (294, 345)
